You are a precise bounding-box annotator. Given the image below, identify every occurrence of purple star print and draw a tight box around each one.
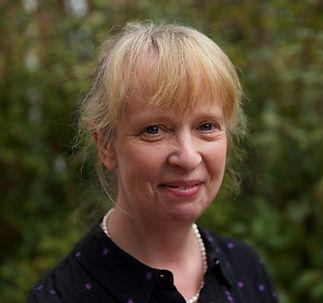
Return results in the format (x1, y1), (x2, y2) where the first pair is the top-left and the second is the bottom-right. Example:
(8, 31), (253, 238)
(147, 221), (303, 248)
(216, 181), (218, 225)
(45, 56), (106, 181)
(145, 272), (153, 280)
(237, 281), (244, 288)
(127, 299), (134, 303)
(102, 248), (109, 256)
(258, 284), (266, 291)
(84, 282), (92, 290)
(223, 287), (235, 303)
(207, 236), (213, 242)
(49, 289), (56, 295)
(37, 284), (44, 291)
(227, 241), (234, 249)
(75, 251), (82, 258)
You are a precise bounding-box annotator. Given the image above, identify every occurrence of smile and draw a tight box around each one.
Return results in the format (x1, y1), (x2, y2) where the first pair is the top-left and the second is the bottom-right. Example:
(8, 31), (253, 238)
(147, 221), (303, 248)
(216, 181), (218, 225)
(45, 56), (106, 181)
(170, 185), (196, 190)
(159, 181), (203, 199)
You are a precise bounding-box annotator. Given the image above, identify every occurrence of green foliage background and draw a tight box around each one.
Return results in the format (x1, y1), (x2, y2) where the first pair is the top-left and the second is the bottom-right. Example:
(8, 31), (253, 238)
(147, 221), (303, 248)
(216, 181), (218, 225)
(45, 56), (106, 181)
(0, 1), (322, 302)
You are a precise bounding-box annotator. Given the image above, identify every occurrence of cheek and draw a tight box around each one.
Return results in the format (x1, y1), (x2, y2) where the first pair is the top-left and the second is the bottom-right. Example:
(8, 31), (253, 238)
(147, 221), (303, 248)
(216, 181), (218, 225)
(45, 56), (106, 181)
(206, 140), (227, 175)
(118, 144), (167, 185)
(218, 143), (227, 168)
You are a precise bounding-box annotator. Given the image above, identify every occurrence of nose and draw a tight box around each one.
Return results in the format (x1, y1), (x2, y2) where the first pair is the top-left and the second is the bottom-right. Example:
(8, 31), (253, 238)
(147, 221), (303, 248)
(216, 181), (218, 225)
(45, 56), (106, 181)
(167, 133), (202, 171)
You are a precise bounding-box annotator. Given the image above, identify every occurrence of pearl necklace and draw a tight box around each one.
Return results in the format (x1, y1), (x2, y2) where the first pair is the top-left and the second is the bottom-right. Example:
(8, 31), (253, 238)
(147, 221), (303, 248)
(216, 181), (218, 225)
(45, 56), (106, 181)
(102, 209), (207, 303)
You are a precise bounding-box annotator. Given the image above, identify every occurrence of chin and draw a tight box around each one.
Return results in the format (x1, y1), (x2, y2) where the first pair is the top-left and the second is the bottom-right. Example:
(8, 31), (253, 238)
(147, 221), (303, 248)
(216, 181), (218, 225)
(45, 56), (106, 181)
(164, 201), (209, 223)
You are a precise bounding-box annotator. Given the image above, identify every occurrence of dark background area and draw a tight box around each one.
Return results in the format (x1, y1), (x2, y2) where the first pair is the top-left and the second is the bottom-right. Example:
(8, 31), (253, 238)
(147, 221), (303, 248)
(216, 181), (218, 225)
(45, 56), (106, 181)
(0, 1), (322, 302)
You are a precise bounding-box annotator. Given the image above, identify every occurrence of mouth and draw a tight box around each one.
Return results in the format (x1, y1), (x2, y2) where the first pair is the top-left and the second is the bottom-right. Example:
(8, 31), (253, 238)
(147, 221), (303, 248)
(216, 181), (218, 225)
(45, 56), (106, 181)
(160, 180), (203, 187)
(168, 185), (198, 190)
(159, 180), (204, 199)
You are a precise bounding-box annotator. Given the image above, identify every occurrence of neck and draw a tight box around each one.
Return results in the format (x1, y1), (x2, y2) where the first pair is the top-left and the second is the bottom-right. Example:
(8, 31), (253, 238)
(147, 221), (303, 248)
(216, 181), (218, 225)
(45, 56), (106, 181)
(102, 207), (207, 302)
(106, 207), (198, 268)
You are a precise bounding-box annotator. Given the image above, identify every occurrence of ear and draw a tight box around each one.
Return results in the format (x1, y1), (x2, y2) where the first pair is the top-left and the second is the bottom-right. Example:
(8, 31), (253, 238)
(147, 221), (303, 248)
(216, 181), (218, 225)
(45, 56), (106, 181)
(92, 131), (117, 170)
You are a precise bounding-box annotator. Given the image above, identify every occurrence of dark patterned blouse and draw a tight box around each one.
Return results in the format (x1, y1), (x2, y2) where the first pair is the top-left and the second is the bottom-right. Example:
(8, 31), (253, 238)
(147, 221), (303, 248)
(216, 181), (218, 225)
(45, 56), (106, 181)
(28, 224), (279, 303)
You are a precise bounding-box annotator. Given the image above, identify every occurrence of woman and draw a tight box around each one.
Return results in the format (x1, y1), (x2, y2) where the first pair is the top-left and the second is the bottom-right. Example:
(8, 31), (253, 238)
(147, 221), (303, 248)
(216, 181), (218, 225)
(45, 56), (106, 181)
(29, 22), (278, 303)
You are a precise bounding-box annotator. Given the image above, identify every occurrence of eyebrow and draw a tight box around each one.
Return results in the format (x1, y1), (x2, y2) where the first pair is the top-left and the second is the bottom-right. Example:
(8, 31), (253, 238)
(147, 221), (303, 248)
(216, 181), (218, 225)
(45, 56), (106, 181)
(128, 110), (225, 127)
(194, 112), (225, 122)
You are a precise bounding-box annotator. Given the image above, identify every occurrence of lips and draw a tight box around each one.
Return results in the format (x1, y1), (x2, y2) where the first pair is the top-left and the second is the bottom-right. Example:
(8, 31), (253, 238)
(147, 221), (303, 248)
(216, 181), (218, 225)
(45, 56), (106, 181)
(159, 180), (203, 199)
(160, 180), (203, 187)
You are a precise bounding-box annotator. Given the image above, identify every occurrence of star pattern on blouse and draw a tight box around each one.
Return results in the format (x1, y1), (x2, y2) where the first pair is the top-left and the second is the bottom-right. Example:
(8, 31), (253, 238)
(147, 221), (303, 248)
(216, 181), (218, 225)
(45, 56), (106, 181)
(31, 226), (279, 303)
(227, 241), (235, 249)
(49, 289), (56, 295)
(102, 247), (109, 256)
(223, 286), (235, 303)
(145, 272), (153, 280)
(37, 284), (44, 291)
(258, 284), (266, 291)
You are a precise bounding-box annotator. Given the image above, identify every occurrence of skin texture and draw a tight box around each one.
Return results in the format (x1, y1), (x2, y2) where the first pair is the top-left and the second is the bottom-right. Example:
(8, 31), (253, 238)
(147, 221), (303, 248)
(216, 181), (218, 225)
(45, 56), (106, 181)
(107, 100), (227, 223)
(95, 57), (228, 300)
(97, 98), (227, 300)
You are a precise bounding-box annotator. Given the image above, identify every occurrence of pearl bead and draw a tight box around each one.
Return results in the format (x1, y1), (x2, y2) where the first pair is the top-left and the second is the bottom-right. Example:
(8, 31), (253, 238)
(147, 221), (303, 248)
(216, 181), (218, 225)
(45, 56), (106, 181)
(102, 209), (207, 303)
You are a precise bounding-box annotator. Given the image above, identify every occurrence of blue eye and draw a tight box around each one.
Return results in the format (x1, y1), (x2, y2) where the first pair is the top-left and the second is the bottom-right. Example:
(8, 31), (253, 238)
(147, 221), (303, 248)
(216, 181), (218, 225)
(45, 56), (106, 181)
(141, 124), (169, 141)
(145, 125), (160, 135)
(199, 123), (214, 131)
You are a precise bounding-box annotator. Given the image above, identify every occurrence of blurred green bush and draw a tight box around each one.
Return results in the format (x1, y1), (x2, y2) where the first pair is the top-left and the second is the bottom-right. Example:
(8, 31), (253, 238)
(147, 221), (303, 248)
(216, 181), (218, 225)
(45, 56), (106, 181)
(0, 1), (322, 302)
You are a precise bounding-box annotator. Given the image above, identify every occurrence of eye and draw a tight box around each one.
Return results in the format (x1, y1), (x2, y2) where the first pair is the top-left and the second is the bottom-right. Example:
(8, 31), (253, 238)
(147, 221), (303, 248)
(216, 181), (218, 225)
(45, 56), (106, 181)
(198, 122), (218, 132)
(140, 124), (168, 140)
(144, 125), (161, 135)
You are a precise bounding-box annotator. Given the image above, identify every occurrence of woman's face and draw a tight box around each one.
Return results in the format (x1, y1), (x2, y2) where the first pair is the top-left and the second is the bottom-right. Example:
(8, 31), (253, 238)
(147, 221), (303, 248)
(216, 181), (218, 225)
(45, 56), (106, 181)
(101, 96), (227, 223)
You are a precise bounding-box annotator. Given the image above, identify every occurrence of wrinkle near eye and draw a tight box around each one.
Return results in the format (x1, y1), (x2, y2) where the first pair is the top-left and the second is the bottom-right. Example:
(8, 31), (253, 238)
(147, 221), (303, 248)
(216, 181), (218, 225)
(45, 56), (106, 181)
(121, 136), (138, 150)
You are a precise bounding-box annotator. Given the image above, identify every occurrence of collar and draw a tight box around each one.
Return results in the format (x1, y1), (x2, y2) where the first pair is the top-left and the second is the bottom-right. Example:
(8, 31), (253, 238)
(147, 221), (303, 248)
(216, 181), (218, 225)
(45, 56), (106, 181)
(199, 228), (236, 288)
(75, 224), (233, 303)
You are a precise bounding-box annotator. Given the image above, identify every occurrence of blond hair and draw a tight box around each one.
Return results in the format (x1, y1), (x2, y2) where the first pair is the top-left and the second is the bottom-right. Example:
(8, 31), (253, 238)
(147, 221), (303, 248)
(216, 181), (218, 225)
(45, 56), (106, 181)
(77, 22), (246, 201)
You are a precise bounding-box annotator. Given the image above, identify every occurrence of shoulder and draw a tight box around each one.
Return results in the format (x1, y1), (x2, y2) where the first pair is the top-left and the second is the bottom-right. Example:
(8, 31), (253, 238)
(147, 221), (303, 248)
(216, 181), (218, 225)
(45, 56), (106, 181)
(201, 228), (262, 262)
(202, 229), (264, 267)
(27, 248), (96, 303)
(27, 226), (101, 303)
(213, 232), (263, 264)
(201, 229), (279, 302)
(27, 255), (78, 303)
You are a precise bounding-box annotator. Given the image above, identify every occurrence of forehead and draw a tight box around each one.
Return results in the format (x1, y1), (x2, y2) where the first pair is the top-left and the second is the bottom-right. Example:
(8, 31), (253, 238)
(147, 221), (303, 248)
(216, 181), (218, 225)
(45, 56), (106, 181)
(124, 53), (222, 114)
(120, 96), (224, 127)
